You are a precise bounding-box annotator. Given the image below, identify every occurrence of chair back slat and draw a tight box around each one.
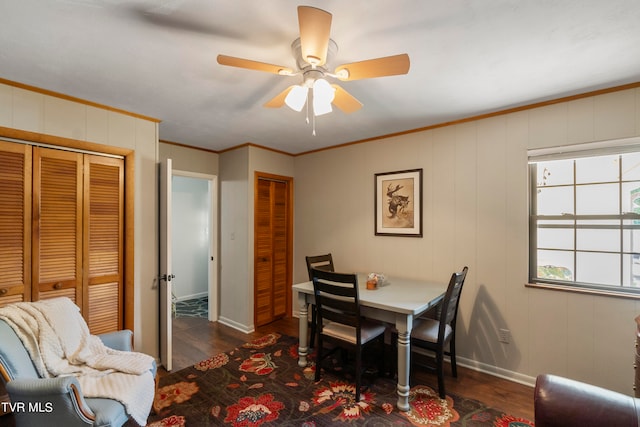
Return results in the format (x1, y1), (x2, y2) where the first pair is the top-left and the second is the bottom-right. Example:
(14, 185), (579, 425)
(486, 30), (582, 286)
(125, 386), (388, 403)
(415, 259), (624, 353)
(306, 254), (334, 280)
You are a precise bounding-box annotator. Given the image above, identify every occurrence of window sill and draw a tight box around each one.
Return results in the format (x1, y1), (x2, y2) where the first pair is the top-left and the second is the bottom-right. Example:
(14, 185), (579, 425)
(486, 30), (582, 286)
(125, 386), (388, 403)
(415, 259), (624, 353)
(526, 282), (640, 300)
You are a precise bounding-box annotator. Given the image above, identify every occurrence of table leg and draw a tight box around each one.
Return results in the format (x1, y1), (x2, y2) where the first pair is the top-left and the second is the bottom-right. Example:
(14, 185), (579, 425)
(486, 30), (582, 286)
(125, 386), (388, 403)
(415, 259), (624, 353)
(395, 315), (413, 411)
(297, 293), (309, 367)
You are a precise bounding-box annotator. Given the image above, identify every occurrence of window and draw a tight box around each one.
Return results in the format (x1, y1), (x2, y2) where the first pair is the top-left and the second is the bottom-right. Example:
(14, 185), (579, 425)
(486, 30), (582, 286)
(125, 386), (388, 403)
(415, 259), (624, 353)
(529, 140), (640, 295)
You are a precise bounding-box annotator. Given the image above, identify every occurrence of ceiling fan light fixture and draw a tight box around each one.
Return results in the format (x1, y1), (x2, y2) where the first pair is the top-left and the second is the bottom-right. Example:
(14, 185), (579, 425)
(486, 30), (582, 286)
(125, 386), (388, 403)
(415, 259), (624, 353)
(312, 78), (335, 116)
(313, 101), (332, 116)
(284, 85), (308, 112)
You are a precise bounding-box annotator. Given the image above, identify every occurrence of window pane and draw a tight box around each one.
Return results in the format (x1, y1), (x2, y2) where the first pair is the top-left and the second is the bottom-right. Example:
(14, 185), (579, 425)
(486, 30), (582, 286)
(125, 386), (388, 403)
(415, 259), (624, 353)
(576, 155), (619, 184)
(537, 186), (573, 215)
(575, 155), (618, 184)
(537, 250), (573, 281)
(622, 182), (640, 213)
(576, 252), (619, 286)
(621, 153), (640, 181)
(538, 221), (574, 250)
(623, 254), (640, 287)
(576, 183), (619, 215)
(623, 220), (640, 253)
(537, 159), (573, 187)
(576, 227), (619, 252)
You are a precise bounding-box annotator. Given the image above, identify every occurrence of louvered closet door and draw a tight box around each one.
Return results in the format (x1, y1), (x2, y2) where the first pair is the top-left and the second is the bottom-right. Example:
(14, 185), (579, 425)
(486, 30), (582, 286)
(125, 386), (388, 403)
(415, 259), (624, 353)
(255, 177), (289, 327)
(255, 178), (274, 326)
(0, 141), (32, 307)
(84, 155), (124, 334)
(32, 147), (83, 305)
(271, 180), (288, 319)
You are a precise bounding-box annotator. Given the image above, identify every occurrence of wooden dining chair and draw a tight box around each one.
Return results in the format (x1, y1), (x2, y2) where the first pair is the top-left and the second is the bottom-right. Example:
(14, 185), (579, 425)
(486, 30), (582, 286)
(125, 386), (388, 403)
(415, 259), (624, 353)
(311, 268), (386, 401)
(305, 254), (335, 347)
(410, 266), (468, 398)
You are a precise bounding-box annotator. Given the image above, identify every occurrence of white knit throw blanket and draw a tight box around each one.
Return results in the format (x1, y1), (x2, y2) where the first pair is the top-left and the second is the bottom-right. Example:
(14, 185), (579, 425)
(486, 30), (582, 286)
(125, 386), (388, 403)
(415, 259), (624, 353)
(0, 297), (154, 426)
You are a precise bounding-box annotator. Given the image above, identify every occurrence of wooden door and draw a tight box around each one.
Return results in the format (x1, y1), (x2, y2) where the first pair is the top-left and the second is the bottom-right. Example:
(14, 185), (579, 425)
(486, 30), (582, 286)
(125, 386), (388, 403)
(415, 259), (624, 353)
(32, 147), (83, 304)
(254, 173), (292, 327)
(159, 158), (174, 370)
(83, 154), (124, 334)
(0, 141), (32, 306)
(32, 148), (125, 333)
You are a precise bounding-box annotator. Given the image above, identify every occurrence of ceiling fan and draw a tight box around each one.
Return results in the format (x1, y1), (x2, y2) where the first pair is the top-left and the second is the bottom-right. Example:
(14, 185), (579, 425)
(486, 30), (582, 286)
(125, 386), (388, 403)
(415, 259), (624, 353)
(217, 5), (410, 120)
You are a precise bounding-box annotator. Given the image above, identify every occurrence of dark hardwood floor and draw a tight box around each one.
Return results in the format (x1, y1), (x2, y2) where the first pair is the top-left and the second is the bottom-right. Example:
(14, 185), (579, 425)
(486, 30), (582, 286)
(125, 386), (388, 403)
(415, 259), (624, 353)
(165, 315), (535, 421)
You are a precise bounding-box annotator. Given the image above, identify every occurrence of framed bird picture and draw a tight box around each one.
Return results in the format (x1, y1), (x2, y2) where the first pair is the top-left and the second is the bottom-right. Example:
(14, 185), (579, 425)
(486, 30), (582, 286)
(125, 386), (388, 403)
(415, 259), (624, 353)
(374, 168), (423, 237)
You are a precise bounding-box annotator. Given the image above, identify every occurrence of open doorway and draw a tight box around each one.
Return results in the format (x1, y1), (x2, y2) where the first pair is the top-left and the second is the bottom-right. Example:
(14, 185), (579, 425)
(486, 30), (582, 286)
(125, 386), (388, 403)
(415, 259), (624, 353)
(171, 171), (218, 322)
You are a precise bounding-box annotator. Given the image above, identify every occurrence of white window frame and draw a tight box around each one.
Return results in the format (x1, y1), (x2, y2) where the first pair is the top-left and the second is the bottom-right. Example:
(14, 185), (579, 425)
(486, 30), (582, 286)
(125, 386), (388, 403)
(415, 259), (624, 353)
(528, 137), (640, 297)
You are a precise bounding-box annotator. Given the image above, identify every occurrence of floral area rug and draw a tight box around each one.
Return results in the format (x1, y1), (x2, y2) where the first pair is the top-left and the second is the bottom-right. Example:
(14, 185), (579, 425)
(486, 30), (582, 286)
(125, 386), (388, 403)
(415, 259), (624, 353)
(143, 333), (534, 426)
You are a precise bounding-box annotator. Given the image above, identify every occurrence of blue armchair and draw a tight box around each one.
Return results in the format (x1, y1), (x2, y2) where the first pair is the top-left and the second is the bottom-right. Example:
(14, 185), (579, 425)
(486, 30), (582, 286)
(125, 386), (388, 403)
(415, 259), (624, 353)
(0, 319), (156, 427)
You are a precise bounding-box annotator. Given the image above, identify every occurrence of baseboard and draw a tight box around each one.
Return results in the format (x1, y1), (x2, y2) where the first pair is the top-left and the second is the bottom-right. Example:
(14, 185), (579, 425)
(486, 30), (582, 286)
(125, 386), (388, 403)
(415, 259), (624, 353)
(217, 316), (254, 334)
(456, 356), (536, 388)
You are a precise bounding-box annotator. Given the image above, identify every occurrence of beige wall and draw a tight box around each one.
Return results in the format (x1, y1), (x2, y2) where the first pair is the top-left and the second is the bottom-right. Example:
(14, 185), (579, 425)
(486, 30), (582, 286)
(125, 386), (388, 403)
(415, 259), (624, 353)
(294, 87), (640, 394)
(0, 82), (160, 358)
(218, 145), (295, 331)
(159, 142), (219, 175)
(219, 146), (250, 331)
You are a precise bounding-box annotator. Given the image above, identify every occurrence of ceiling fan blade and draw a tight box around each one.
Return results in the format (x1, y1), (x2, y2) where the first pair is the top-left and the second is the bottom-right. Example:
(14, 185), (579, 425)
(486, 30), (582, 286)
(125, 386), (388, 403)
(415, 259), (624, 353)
(264, 86), (295, 108)
(298, 6), (332, 67)
(331, 85), (362, 114)
(334, 53), (410, 81)
(217, 55), (293, 75)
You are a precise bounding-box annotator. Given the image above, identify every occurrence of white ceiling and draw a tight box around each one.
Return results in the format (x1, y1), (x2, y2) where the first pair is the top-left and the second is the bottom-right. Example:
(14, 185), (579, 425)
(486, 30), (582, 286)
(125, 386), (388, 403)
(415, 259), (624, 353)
(1, 1), (639, 154)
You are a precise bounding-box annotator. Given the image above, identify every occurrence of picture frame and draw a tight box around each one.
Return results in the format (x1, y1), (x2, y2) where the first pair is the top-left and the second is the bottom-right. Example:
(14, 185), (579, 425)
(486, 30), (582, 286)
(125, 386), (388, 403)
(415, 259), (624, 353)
(374, 168), (423, 237)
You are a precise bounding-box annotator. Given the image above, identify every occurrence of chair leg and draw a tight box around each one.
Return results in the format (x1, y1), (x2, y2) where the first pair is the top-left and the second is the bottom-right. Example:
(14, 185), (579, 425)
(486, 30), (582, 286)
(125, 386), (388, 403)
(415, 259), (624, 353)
(378, 336), (385, 378)
(315, 335), (322, 382)
(449, 338), (457, 378)
(436, 348), (446, 399)
(309, 307), (317, 348)
(390, 333), (398, 379)
(355, 346), (361, 402)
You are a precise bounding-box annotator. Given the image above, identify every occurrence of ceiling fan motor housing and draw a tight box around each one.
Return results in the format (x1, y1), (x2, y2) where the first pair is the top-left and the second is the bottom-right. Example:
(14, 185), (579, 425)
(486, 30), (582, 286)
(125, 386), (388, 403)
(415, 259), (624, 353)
(301, 69), (325, 88)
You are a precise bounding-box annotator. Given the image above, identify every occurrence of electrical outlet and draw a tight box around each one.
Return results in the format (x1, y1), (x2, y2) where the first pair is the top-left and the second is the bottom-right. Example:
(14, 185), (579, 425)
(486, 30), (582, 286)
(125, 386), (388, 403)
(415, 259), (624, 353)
(498, 328), (511, 344)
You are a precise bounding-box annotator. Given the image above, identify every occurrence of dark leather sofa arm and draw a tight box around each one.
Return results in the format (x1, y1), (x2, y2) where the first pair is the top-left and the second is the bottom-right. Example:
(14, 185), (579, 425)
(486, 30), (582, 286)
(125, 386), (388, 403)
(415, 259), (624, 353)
(534, 374), (640, 427)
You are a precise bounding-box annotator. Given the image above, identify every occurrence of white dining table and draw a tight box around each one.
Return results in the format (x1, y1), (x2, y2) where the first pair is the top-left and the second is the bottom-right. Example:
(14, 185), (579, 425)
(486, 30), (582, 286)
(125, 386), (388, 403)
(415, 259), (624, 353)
(293, 273), (446, 411)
